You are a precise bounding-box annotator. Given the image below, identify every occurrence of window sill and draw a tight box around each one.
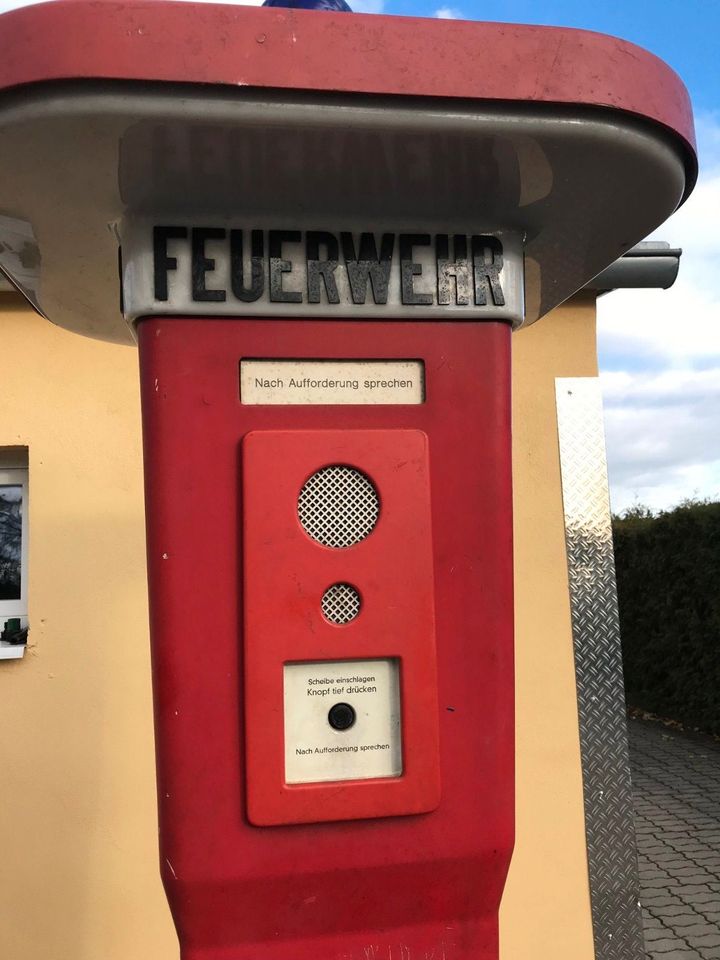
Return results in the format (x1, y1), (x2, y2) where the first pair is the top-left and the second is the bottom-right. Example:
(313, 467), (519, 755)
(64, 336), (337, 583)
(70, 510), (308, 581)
(0, 640), (25, 660)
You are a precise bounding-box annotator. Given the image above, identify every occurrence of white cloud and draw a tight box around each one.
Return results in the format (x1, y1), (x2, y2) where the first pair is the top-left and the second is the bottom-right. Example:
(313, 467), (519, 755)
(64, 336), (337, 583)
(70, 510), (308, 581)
(601, 368), (720, 513)
(0, 0), (45, 10)
(598, 177), (720, 366)
(598, 111), (720, 514)
(434, 6), (461, 17)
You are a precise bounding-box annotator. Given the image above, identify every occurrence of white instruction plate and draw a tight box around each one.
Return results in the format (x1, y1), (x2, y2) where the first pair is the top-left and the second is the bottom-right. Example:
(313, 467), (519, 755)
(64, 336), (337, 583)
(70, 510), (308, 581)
(241, 359), (424, 405)
(284, 658), (402, 784)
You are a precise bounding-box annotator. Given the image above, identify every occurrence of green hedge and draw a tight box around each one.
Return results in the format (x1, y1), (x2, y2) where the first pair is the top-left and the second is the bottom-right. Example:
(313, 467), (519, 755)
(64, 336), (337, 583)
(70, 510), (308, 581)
(613, 500), (720, 735)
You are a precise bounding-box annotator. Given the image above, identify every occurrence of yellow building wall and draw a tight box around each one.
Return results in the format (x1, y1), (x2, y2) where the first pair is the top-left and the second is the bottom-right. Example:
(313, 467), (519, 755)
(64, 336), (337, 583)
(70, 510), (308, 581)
(501, 294), (598, 960)
(0, 293), (597, 960)
(0, 297), (177, 959)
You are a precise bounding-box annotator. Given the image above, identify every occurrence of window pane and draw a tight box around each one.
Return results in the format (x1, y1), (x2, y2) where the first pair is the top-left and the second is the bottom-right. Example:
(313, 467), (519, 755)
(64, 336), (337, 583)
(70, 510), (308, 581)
(0, 484), (22, 601)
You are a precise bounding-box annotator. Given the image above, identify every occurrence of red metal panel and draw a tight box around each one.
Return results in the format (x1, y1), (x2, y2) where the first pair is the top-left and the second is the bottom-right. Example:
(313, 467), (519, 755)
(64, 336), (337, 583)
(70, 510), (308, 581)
(138, 317), (513, 960)
(0, 1), (696, 162)
(243, 428), (440, 826)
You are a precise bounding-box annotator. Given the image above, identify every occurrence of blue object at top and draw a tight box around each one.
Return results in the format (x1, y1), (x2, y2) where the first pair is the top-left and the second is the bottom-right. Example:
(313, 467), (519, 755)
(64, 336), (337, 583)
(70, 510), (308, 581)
(263, 0), (353, 10)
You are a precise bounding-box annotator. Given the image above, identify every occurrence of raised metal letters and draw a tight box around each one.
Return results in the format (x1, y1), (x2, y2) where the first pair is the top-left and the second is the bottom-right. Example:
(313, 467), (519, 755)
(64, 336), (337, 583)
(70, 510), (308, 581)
(151, 226), (508, 311)
(306, 231), (340, 305)
(269, 230), (302, 304)
(399, 234), (433, 306)
(340, 232), (393, 305)
(436, 234), (471, 306)
(153, 225), (187, 301)
(191, 227), (226, 302)
(230, 229), (264, 302)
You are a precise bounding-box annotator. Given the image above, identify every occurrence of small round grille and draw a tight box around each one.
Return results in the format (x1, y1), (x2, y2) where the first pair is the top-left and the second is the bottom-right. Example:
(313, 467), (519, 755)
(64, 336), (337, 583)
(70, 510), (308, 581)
(298, 466), (379, 548)
(322, 583), (361, 624)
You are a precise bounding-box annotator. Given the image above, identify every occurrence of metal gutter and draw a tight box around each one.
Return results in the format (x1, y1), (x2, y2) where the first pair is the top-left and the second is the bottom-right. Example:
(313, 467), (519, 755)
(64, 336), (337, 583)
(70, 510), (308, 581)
(585, 241), (682, 293)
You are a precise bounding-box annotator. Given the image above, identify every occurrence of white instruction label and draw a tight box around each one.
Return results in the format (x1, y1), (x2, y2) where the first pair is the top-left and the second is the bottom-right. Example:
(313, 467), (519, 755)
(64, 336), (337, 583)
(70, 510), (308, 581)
(284, 659), (402, 784)
(241, 360), (424, 405)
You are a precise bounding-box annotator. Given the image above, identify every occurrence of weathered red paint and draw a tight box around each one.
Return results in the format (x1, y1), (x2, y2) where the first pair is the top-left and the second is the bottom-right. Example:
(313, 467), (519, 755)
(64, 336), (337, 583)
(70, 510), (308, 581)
(138, 318), (514, 960)
(0, 1), (696, 183)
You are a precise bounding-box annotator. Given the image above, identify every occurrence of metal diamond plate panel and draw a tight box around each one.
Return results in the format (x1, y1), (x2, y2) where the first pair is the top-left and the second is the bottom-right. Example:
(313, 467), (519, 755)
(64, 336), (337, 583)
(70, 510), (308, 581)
(556, 377), (644, 960)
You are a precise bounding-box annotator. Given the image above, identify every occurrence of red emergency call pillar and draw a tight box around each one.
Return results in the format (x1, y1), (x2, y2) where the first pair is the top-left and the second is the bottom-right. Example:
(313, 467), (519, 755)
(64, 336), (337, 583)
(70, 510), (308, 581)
(0, 3), (696, 959)
(141, 226), (517, 955)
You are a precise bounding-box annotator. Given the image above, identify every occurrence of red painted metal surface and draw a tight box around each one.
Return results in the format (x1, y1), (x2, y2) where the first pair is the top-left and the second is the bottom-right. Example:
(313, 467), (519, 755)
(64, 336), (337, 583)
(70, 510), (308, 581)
(138, 318), (513, 960)
(0, 0), (696, 163)
(244, 429), (440, 826)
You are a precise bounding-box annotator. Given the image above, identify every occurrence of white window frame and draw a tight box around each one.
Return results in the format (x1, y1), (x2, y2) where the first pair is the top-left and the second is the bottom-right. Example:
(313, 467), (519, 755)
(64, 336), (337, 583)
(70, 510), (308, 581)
(0, 466), (29, 659)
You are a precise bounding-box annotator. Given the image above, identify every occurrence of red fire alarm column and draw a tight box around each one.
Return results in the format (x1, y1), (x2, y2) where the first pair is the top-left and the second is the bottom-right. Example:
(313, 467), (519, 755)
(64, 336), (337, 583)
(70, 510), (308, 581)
(140, 317), (512, 958)
(0, 3), (696, 959)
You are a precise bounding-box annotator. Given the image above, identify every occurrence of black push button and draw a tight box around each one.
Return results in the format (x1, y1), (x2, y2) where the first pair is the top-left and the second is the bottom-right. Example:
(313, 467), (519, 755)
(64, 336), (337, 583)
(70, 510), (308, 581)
(328, 702), (356, 731)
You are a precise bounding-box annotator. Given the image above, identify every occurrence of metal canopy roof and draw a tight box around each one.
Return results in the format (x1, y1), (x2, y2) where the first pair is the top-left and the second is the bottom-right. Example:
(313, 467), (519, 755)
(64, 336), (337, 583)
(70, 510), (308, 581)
(0, 2), (697, 343)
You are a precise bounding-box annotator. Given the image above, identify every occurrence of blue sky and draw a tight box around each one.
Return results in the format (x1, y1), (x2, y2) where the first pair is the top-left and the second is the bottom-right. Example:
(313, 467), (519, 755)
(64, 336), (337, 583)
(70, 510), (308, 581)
(398, 2), (720, 115)
(1, 0), (717, 513)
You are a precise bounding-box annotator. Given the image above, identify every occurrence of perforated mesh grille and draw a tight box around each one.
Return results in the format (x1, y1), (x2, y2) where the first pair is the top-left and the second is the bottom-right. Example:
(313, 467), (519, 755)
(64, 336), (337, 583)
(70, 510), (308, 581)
(298, 466), (379, 548)
(322, 583), (361, 624)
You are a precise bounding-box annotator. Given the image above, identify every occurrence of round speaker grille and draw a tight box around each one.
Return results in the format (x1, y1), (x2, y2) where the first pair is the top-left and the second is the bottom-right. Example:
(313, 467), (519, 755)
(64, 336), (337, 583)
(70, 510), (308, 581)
(322, 583), (361, 624)
(298, 465), (379, 548)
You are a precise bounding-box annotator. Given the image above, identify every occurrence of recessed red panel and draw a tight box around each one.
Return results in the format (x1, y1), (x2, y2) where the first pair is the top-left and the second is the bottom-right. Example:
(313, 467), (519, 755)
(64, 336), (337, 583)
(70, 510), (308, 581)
(243, 429), (439, 826)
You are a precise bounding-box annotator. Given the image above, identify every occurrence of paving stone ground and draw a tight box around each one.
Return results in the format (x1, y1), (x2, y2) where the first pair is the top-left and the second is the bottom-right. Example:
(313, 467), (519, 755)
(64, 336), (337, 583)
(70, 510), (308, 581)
(628, 717), (720, 960)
